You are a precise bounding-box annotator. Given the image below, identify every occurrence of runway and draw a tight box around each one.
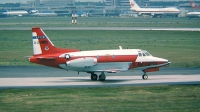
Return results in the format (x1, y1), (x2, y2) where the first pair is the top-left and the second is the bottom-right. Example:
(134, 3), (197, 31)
(0, 66), (200, 88)
(0, 27), (200, 31)
(0, 75), (200, 88)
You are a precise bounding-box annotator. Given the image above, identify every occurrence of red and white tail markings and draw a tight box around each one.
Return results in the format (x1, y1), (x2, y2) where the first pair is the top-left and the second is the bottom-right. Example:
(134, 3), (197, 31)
(190, 0), (199, 8)
(129, 0), (140, 10)
(32, 32), (42, 55)
(32, 27), (79, 56)
(32, 27), (56, 55)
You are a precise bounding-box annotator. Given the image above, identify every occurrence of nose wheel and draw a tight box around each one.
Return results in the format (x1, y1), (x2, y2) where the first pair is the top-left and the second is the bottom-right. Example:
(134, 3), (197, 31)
(142, 70), (148, 80)
(142, 74), (148, 80)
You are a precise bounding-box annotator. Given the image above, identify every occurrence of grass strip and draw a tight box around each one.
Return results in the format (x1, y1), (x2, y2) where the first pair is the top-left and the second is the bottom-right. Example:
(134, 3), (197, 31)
(0, 85), (199, 112)
(0, 30), (200, 67)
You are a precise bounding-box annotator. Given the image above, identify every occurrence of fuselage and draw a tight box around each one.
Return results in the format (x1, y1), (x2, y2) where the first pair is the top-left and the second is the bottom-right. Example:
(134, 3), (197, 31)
(2, 11), (29, 16)
(30, 49), (170, 73)
(131, 7), (180, 15)
(186, 12), (200, 18)
(30, 13), (57, 17)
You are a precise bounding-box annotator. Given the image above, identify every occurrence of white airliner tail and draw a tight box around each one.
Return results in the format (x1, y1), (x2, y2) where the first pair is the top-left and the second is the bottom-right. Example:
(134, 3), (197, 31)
(129, 0), (140, 10)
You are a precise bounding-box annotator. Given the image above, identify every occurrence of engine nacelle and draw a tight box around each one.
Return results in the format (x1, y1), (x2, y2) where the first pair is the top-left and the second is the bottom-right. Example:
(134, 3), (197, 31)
(66, 57), (97, 68)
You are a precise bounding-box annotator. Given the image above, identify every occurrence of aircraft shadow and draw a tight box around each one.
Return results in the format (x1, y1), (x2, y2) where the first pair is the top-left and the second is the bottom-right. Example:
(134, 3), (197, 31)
(49, 78), (140, 84)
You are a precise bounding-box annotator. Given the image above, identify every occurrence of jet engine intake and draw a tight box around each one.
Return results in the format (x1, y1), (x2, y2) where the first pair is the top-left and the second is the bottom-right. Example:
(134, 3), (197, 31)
(66, 57), (97, 68)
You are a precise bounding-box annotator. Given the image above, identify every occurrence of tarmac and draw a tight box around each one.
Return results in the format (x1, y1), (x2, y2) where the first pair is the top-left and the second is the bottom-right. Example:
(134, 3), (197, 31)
(0, 66), (199, 88)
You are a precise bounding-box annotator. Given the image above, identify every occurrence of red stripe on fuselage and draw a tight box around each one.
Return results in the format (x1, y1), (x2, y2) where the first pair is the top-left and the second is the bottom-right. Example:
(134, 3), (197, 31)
(30, 54), (138, 68)
(68, 55), (138, 63)
(129, 62), (167, 70)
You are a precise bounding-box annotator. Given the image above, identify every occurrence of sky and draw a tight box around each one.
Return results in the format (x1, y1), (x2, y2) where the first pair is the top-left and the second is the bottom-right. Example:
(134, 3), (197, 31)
(0, 0), (103, 4)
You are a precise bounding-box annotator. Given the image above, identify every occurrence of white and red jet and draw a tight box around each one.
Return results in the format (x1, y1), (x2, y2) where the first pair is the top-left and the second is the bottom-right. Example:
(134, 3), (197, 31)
(29, 27), (171, 81)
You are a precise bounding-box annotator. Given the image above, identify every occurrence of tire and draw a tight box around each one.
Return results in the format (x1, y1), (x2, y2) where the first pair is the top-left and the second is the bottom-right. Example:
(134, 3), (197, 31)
(91, 74), (98, 81)
(142, 74), (148, 80)
(99, 75), (105, 81)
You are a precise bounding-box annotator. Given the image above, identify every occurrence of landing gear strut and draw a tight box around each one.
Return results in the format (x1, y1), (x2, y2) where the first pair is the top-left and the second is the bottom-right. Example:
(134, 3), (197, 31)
(142, 71), (148, 80)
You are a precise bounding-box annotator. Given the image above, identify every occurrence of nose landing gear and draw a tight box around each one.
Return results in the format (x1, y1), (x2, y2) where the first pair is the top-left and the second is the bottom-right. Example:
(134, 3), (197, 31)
(142, 71), (148, 80)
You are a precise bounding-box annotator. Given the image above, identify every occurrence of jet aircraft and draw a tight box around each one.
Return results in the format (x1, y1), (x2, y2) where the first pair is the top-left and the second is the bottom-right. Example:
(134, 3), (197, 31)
(186, 0), (200, 19)
(186, 12), (200, 19)
(2, 10), (28, 17)
(129, 0), (180, 17)
(29, 10), (57, 17)
(29, 27), (171, 81)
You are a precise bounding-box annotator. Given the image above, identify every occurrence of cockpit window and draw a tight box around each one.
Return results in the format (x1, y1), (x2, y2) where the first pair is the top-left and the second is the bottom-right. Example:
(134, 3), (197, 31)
(144, 51), (151, 56)
(138, 53), (142, 57)
(138, 50), (152, 57)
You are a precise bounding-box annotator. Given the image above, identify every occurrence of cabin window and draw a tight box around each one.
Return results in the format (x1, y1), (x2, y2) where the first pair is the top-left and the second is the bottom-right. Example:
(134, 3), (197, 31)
(138, 53), (142, 57)
(97, 55), (100, 59)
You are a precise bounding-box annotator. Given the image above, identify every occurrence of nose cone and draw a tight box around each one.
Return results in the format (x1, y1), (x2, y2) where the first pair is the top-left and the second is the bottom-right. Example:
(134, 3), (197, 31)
(153, 57), (171, 66)
(167, 60), (171, 64)
(155, 57), (168, 62)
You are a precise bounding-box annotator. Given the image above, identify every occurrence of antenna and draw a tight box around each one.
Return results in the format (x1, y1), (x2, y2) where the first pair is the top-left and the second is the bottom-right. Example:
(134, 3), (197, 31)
(119, 46), (122, 50)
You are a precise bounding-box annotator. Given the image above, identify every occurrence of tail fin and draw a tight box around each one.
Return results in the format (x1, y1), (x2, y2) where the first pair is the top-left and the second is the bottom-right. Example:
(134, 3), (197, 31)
(190, 0), (199, 8)
(129, 0), (140, 10)
(32, 27), (79, 55)
(32, 27), (56, 55)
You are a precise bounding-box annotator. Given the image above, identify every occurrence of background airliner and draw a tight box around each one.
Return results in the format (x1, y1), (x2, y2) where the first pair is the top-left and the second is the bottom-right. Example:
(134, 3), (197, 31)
(186, 0), (200, 19)
(29, 10), (57, 17)
(29, 27), (171, 81)
(2, 10), (29, 17)
(129, 0), (180, 17)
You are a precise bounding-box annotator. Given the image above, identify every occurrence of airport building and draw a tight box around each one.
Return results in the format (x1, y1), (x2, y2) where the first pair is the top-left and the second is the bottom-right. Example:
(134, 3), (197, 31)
(42, 0), (75, 7)
(0, 0), (200, 17)
(27, 0), (75, 7)
(105, 0), (148, 6)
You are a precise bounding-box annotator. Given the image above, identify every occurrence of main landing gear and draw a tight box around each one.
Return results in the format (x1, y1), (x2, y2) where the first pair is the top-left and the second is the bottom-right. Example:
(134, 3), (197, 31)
(91, 72), (106, 81)
(142, 71), (148, 80)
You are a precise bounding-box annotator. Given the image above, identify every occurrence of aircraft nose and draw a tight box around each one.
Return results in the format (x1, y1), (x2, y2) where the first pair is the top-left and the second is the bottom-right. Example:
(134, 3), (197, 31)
(167, 60), (171, 64)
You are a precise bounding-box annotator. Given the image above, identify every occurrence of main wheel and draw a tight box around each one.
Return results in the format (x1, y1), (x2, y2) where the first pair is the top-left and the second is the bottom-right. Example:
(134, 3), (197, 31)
(99, 75), (106, 81)
(91, 74), (98, 81)
(142, 74), (148, 80)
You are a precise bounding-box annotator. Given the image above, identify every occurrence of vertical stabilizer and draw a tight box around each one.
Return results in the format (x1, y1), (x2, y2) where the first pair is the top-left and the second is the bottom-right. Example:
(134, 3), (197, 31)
(32, 27), (56, 55)
(129, 0), (140, 10)
(32, 27), (80, 56)
(190, 0), (199, 8)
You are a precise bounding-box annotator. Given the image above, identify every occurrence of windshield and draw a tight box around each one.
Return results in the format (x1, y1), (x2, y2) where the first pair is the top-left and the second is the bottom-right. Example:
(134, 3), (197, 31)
(138, 50), (152, 57)
(143, 50), (152, 56)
